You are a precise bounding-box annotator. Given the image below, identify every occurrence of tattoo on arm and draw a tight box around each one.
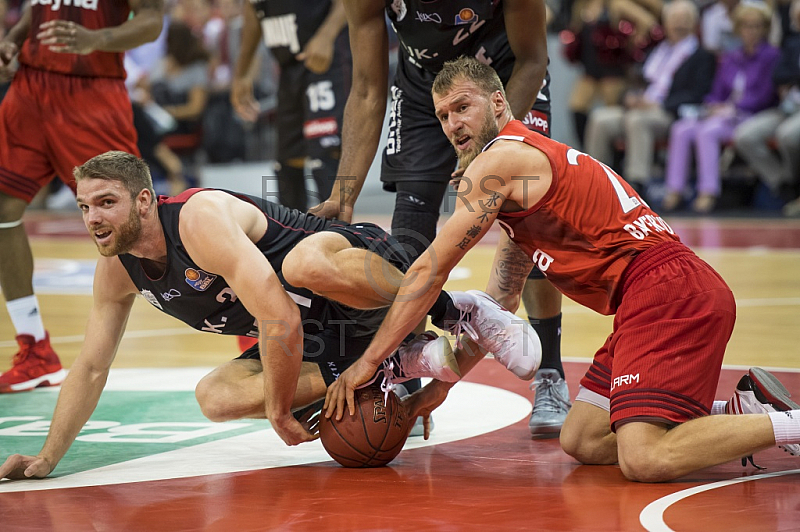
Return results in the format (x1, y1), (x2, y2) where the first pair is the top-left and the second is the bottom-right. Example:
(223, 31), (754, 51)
(494, 245), (530, 295)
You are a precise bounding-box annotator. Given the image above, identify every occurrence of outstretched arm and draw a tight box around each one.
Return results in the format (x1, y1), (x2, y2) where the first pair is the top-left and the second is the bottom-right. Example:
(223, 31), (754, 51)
(309, 0), (388, 221)
(37, 0), (164, 55)
(179, 192), (313, 446)
(324, 150), (521, 419)
(0, 257), (136, 480)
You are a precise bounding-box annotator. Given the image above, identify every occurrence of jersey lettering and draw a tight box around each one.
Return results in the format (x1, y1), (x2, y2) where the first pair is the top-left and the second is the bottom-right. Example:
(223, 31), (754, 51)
(566, 148), (641, 213)
(453, 19), (486, 45)
(532, 249), (554, 272)
(31, 0), (99, 11)
(261, 14), (301, 53)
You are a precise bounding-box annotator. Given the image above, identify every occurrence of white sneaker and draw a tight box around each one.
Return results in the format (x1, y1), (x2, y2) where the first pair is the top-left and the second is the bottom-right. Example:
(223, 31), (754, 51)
(726, 367), (800, 456)
(445, 290), (541, 380)
(390, 331), (460, 383)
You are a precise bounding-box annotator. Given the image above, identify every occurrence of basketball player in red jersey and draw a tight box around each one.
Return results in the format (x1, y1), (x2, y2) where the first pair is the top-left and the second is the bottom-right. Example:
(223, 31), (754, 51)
(0, 0), (164, 393)
(326, 57), (800, 481)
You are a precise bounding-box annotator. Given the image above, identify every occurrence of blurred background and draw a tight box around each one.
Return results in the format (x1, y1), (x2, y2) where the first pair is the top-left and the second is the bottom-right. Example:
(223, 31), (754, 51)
(3, 0), (799, 217)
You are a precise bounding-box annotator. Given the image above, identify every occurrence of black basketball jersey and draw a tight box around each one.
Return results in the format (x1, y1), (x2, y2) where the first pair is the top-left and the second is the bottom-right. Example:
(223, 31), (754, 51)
(249, 0), (336, 66)
(385, 0), (512, 72)
(118, 189), (336, 338)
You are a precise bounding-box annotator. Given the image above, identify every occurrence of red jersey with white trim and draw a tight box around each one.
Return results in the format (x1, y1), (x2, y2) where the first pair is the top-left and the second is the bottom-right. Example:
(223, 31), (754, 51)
(493, 120), (680, 315)
(19, 0), (131, 78)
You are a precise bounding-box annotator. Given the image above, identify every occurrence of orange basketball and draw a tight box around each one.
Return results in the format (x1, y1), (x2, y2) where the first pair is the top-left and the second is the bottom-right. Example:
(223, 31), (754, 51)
(319, 383), (410, 467)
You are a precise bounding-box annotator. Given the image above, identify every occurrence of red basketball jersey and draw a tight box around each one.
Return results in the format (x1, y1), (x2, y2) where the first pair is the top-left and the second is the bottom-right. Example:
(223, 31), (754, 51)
(19, 0), (131, 78)
(493, 120), (680, 315)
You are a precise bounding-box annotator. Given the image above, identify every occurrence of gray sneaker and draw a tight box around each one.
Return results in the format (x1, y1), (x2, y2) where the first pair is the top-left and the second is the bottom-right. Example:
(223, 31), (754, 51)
(528, 369), (571, 438)
(394, 383), (434, 437)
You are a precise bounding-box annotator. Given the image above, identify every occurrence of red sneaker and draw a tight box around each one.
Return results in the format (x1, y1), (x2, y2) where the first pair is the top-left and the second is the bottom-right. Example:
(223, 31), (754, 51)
(0, 333), (66, 393)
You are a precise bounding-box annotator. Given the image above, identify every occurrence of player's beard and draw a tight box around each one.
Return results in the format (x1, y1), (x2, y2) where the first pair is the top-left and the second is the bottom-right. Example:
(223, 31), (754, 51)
(94, 206), (142, 257)
(454, 108), (500, 171)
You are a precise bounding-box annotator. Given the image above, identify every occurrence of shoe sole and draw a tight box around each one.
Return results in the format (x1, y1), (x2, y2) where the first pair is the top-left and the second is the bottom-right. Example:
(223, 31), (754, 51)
(749, 368), (800, 411)
(529, 424), (562, 439)
(749, 367), (800, 456)
(0, 369), (66, 393)
(439, 337), (462, 381)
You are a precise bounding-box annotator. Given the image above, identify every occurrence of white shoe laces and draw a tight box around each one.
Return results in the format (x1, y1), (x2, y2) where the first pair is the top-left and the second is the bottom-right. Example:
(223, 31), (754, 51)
(453, 308), (514, 355)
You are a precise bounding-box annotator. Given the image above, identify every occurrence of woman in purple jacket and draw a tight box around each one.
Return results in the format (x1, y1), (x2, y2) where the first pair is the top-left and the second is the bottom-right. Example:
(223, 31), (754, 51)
(663, 1), (779, 213)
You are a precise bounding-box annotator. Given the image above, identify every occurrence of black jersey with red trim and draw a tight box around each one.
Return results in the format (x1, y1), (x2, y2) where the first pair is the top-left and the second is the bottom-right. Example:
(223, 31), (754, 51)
(249, 0), (336, 66)
(385, 0), (512, 73)
(117, 188), (336, 337)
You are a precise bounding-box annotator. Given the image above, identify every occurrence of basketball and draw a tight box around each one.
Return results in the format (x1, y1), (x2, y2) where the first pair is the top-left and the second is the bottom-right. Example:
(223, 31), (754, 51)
(320, 383), (411, 467)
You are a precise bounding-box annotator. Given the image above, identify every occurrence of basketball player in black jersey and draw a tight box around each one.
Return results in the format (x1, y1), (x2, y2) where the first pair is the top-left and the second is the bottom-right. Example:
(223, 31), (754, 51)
(232, 0), (350, 212)
(310, 0), (570, 437)
(0, 150), (541, 479)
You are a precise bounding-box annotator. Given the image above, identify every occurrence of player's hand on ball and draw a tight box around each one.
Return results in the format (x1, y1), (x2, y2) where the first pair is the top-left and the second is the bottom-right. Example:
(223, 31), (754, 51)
(37, 20), (99, 55)
(270, 413), (319, 446)
(401, 381), (450, 440)
(324, 357), (380, 421)
(0, 454), (53, 480)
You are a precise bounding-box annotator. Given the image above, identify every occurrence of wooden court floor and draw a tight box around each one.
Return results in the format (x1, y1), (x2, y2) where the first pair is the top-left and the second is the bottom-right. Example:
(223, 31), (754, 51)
(0, 211), (799, 531)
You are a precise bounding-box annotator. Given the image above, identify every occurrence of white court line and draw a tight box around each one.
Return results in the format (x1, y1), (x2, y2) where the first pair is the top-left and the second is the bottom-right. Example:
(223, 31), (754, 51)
(639, 468), (800, 532)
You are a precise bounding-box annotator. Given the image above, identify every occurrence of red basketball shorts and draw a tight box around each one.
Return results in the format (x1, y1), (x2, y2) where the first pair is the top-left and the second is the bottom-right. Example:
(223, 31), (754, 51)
(579, 241), (736, 431)
(0, 65), (139, 203)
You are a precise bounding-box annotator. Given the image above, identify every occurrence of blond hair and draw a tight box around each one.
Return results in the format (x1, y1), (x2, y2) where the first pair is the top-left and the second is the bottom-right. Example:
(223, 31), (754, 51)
(431, 56), (507, 100)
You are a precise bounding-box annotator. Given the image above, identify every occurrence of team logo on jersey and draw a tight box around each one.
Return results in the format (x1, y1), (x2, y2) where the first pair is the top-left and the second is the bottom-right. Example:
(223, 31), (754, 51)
(31, 0), (98, 12)
(161, 289), (182, 301)
(140, 289), (163, 310)
(415, 11), (442, 23)
(455, 8), (478, 25)
(391, 0), (407, 21)
(521, 110), (549, 134)
(184, 268), (217, 292)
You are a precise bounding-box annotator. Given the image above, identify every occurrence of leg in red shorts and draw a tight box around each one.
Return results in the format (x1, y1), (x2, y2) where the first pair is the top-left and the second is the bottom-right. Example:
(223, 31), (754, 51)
(0, 68), (138, 393)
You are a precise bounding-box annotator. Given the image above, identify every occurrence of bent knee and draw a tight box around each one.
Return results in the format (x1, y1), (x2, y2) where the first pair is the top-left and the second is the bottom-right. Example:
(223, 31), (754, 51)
(618, 452), (676, 483)
(195, 377), (237, 422)
(283, 240), (333, 290)
(560, 418), (617, 465)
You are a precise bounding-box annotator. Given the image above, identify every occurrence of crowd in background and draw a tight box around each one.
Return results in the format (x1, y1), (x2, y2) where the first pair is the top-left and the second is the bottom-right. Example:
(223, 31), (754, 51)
(1, 0), (799, 216)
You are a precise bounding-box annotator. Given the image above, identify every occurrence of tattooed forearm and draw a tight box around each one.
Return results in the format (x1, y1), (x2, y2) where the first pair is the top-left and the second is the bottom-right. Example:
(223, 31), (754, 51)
(494, 245), (530, 295)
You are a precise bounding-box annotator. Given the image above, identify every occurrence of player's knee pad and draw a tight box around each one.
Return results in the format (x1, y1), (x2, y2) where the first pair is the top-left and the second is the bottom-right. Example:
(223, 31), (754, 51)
(274, 160), (307, 211)
(392, 191), (440, 262)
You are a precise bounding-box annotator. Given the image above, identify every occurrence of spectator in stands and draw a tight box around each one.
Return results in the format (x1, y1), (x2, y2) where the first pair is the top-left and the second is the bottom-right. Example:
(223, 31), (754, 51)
(584, 0), (715, 196)
(733, 0), (800, 208)
(564, 0), (663, 147)
(702, 0), (741, 54)
(662, 1), (779, 213)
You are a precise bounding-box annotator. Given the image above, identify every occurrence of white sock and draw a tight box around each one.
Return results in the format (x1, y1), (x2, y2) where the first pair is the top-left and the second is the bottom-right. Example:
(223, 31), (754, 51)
(711, 400), (728, 415)
(768, 410), (800, 445)
(6, 295), (46, 341)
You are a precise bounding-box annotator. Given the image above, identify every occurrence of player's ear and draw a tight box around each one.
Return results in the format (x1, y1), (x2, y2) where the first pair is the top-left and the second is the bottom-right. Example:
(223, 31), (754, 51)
(492, 90), (506, 116)
(137, 188), (153, 212)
